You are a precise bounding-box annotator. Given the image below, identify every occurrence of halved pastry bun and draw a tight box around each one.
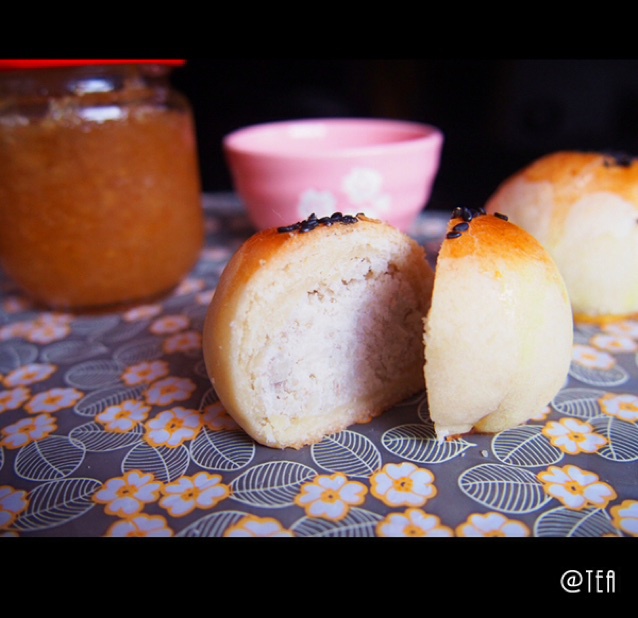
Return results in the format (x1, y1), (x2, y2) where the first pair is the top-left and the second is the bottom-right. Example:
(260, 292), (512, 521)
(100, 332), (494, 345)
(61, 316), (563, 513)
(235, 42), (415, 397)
(203, 213), (435, 449)
(423, 207), (573, 439)
(485, 151), (638, 321)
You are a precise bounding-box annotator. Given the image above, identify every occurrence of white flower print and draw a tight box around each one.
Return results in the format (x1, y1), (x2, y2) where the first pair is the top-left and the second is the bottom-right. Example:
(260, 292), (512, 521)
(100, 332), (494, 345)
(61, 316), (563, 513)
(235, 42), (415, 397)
(572, 344), (616, 370)
(342, 167), (384, 204)
(297, 189), (338, 220)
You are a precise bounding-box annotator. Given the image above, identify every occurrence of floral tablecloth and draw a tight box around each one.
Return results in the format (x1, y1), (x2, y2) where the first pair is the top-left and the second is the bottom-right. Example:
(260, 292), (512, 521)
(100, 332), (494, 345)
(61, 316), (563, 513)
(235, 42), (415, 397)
(1, 193), (637, 539)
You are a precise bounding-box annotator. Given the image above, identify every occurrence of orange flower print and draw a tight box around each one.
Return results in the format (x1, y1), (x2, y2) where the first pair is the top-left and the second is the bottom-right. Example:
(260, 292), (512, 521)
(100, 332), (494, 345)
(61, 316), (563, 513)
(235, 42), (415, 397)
(0, 321), (30, 341)
(0, 486), (28, 530)
(0, 413), (57, 449)
(174, 277), (205, 296)
(602, 319), (638, 338)
(3, 363), (56, 387)
(0, 386), (30, 413)
(25, 387), (83, 414)
(610, 500), (638, 537)
(93, 470), (162, 517)
(572, 344), (615, 370)
(590, 333), (637, 353)
(144, 406), (203, 447)
(121, 360), (169, 387)
(144, 376), (196, 406)
(538, 464), (617, 510)
(159, 472), (230, 517)
(23, 313), (72, 344)
(202, 401), (240, 431)
(224, 515), (294, 537)
(150, 314), (190, 335)
(456, 512), (530, 537)
(96, 399), (151, 432)
(122, 304), (162, 322)
(599, 393), (638, 423)
(105, 513), (173, 537)
(163, 331), (202, 354)
(377, 508), (454, 537)
(294, 472), (367, 521)
(542, 418), (607, 454)
(370, 462), (437, 507)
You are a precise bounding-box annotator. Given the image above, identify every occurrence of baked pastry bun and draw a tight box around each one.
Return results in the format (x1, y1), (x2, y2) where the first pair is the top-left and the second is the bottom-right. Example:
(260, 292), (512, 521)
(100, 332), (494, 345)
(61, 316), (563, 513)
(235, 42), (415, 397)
(423, 207), (573, 439)
(203, 212), (435, 449)
(485, 151), (638, 321)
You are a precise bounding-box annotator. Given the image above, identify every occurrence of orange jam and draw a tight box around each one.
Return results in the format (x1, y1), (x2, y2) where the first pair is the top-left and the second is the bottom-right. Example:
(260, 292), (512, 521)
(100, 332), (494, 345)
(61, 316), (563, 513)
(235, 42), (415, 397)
(0, 61), (204, 310)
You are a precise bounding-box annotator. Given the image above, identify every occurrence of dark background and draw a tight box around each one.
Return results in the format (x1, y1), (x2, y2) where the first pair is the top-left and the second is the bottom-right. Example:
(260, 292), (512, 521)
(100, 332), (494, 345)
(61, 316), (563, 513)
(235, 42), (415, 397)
(171, 59), (638, 212)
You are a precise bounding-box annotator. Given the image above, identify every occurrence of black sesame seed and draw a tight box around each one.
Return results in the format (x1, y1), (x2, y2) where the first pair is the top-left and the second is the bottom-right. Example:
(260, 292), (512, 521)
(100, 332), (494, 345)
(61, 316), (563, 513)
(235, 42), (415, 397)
(450, 205), (489, 224)
(446, 231), (462, 239)
(452, 221), (469, 233)
(277, 211), (362, 234)
(602, 150), (635, 168)
(277, 224), (298, 233)
(494, 212), (509, 221)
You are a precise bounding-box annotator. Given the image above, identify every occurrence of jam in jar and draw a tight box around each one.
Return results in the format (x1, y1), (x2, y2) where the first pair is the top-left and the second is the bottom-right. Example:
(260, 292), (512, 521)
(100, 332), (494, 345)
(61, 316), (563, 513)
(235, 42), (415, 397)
(0, 59), (204, 310)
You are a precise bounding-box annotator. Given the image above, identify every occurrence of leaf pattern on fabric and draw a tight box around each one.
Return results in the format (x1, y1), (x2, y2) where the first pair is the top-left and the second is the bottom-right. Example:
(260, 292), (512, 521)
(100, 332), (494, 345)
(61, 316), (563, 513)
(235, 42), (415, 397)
(69, 421), (145, 452)
(311, 430), (382, 478)
(14, 435), (86, 481)
(64, 360), (124, 390)
(291, 507), (382, 537)
(113, 337), (165, 366)
(552, 387), (607, 419)
(11, 477), (101, 532)
(0, 340), (38, 373)
(74, 384), (147, 417)
(41, 339), (109, 364)
(176, 510), (252, 537)
(492, 425), (563, 468)
(382, 422), (475, 463)
(230, 461), (317, 508)
(458, 463), (551, 514)
(569, 362), (628, 387)
(121, 443), (190, 483)
(189, 427), (255, 471)
(534, 506), (618, 537)
(589, 416), (638, 462)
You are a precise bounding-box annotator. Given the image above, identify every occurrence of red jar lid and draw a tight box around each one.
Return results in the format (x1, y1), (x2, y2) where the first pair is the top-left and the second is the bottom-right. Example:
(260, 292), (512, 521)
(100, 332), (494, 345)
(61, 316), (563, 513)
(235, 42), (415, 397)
(0, 59), (186, 70)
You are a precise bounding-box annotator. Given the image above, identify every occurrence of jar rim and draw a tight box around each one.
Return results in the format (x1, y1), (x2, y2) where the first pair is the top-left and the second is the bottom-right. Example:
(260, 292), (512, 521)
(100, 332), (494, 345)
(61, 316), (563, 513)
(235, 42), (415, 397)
(0, 59), (186, 71)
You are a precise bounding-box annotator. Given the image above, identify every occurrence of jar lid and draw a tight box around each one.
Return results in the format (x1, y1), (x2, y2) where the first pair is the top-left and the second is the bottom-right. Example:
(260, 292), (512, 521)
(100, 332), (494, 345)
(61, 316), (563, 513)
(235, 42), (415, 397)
(0, 59), (186, 70)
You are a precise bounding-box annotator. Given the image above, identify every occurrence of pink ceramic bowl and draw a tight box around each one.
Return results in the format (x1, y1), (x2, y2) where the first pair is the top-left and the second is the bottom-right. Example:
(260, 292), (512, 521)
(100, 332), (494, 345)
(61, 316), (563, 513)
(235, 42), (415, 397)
(223, 118), (444, 231)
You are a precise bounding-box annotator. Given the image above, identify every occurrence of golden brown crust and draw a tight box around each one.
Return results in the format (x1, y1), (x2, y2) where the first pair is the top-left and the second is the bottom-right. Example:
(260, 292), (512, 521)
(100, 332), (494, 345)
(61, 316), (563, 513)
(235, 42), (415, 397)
(521, 151), (638, 201)
(444, 212), (555, 264)
(485, 150), (638, 319)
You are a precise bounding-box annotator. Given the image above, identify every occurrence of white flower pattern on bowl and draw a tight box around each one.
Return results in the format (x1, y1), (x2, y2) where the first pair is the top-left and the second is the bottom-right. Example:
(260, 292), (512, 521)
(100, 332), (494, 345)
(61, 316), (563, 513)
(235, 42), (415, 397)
(297, 189), (338, 220)
(297, 167), (391, 220)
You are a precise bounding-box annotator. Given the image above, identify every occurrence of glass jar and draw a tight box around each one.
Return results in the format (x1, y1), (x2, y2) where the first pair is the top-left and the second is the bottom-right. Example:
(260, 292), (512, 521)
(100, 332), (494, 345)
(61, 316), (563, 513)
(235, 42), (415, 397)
(0, 59), (204, 311)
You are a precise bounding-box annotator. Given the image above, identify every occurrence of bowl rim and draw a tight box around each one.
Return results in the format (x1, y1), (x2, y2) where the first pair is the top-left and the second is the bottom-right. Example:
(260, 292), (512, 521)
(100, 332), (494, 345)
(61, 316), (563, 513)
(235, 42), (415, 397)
(223, 117), (443, 159)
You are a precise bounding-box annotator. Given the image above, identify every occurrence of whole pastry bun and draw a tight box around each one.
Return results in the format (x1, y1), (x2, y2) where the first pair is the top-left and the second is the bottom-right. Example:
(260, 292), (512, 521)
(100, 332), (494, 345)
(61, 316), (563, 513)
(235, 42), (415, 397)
(423, 207), (573, 439)
(203, 213), (434, 449)
(485, 151), (638, 321)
